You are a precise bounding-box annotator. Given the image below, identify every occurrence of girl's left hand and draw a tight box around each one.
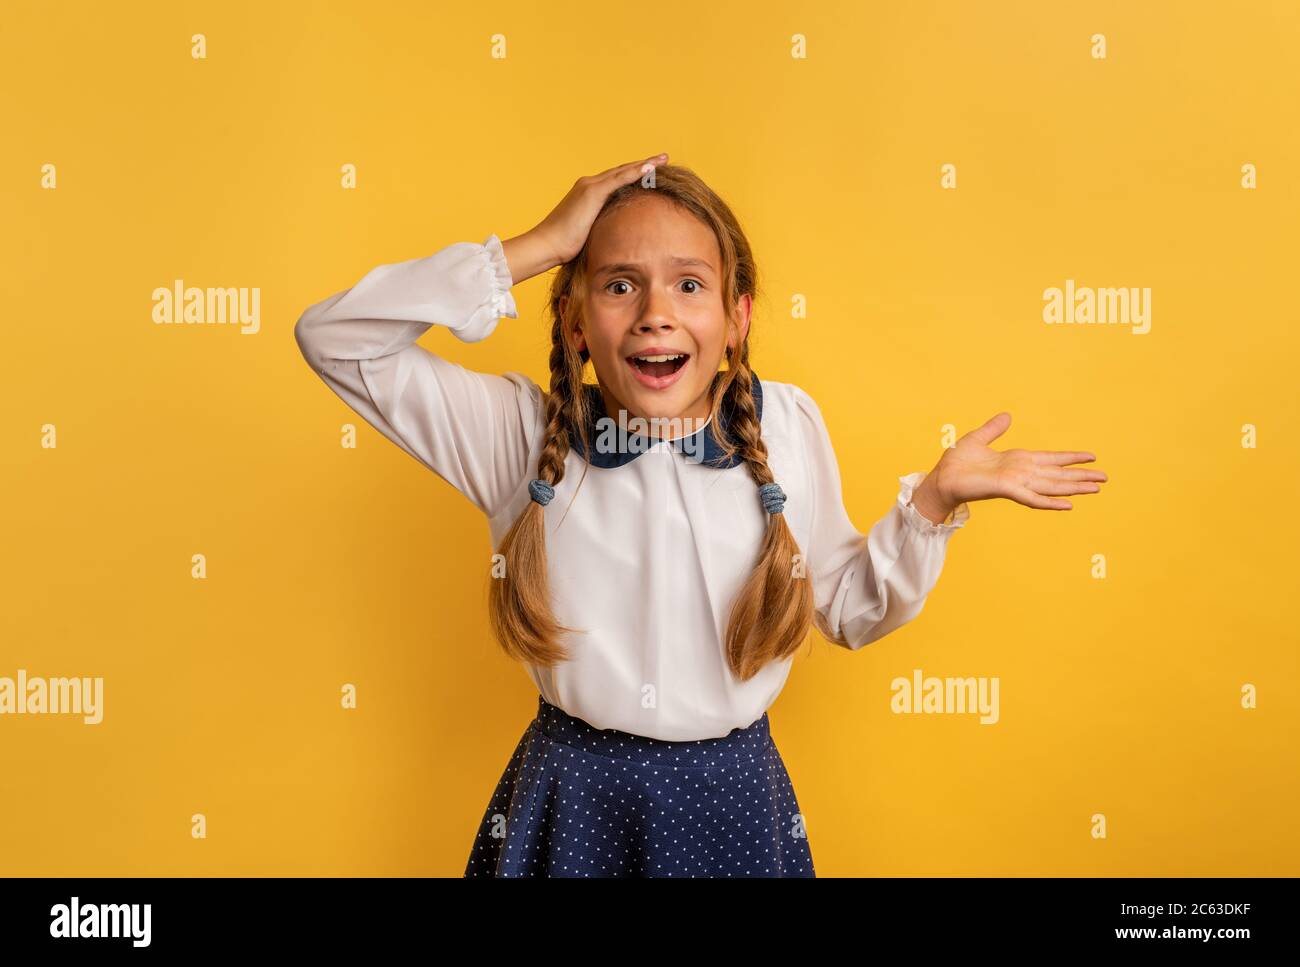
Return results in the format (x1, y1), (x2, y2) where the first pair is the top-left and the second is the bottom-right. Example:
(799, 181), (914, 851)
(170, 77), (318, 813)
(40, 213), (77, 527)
(917, 412), (1108, 516)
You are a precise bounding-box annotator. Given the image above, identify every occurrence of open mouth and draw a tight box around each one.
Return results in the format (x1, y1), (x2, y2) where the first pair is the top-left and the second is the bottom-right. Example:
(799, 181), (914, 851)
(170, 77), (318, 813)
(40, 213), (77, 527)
(625, 351), (690, 390)
(627, 352), (690, 379)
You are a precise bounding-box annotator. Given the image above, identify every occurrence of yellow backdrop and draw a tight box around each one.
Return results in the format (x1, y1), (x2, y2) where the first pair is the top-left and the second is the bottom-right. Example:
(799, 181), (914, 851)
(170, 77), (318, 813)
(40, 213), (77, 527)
(3, 0), (1296, 876)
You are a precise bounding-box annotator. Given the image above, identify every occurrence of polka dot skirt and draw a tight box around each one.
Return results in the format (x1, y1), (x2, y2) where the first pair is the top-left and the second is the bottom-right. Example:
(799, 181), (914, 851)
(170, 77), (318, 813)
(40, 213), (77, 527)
(464, 695), (816, 877)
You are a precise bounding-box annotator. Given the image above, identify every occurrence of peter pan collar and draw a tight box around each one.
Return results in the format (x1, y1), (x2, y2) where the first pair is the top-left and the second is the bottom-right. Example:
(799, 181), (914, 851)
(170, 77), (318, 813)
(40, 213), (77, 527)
(568, 371), (763, 470)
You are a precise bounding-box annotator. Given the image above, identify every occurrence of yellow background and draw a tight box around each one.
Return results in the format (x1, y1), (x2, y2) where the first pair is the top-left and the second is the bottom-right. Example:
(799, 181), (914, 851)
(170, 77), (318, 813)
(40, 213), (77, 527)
(3, 0), (1296, 876)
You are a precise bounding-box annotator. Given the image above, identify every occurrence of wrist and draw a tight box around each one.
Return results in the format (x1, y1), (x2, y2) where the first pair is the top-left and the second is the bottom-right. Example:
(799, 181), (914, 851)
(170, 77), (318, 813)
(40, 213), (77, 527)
(909, 472), (958, 526)
(500, 230), (561, 285)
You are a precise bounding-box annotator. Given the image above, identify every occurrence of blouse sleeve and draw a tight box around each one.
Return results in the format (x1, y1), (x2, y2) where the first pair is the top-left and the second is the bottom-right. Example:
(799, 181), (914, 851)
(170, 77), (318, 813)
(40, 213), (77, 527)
(794, 386), (971, 650)
(293, 234), (542, 518)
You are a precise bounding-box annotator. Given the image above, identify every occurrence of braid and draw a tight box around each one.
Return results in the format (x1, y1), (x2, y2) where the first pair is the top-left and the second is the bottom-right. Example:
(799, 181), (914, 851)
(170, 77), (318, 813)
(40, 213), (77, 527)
(538, 315), (581, 488)
(717, 347), (816, 680)
(722, 350), (774, 488)
(485, 313), (587, 666)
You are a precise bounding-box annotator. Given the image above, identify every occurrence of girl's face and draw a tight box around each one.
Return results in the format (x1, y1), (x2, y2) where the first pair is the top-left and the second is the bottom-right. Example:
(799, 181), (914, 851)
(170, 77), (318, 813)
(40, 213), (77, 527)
(562, 194), (751, 434)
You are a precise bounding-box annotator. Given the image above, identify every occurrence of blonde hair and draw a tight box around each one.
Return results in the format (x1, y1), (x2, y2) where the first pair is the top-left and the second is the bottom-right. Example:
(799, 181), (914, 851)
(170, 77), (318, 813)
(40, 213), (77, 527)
(487, 164), (814, 681)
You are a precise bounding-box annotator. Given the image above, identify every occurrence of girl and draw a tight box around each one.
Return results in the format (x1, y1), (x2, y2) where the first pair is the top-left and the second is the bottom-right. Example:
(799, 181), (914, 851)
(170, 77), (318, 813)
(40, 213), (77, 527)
(294, 154), (1107, 877)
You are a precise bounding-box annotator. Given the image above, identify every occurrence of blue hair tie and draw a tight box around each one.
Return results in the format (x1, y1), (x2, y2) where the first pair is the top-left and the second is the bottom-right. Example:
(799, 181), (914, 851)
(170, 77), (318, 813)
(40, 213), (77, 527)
(758, 481), (786, 515)
(528, 479), (555, 506)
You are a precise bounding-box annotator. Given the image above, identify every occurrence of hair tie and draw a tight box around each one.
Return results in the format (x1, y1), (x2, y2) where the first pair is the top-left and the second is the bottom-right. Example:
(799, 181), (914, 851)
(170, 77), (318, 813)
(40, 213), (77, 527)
(528, 479), (555, 506)
(758, 481), (786, 515)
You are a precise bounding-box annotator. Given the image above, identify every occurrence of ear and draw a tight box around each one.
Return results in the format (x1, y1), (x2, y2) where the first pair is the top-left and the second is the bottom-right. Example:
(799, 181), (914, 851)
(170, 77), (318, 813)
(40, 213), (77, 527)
(560, 294), (587, 353)
(728, 293), (753, 349)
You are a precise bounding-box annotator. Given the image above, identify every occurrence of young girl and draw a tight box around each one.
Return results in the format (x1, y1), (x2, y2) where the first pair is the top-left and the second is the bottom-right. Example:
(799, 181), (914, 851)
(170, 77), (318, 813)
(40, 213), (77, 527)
(294, 154), (1107, 877)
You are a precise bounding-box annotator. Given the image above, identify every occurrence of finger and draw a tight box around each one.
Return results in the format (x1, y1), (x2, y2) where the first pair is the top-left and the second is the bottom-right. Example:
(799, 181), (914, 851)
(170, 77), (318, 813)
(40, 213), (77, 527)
(597, 154), (668, 183)
(963, 411), (1012, 446)
(1039, 466), (1108, 483)
(1030, 477), (1101, 497)
(1032, 450), (1097, 467)
(1010, 484), (1073, 510)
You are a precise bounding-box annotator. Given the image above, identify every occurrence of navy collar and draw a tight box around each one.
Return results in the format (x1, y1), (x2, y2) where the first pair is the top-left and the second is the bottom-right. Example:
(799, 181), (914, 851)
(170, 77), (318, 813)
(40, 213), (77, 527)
(568, 372), (763, 470)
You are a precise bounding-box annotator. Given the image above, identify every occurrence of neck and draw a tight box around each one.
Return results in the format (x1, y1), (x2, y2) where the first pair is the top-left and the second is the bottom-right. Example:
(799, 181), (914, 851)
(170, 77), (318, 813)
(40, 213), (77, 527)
(596, 383), (715, 442)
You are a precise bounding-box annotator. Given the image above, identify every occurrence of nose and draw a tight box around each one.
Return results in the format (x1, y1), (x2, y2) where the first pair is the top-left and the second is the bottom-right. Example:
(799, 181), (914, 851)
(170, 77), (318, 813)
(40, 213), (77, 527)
(634, 284), (677, 334)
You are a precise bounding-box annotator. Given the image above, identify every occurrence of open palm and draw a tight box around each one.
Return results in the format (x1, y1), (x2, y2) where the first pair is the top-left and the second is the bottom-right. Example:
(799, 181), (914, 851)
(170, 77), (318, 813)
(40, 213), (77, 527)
(931, 412), (1108, 510)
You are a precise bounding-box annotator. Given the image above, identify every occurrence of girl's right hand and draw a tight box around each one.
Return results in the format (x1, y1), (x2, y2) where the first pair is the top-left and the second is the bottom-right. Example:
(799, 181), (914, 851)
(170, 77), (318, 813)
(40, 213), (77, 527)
(502, 153), (669, 283)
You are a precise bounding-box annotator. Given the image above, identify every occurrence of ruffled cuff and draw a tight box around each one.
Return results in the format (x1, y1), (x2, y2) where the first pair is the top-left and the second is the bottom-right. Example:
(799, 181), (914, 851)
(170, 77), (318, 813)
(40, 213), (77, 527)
(482, 233), (518, 318)
(447, 233), (519, 342)
(897, 470), (970, 536)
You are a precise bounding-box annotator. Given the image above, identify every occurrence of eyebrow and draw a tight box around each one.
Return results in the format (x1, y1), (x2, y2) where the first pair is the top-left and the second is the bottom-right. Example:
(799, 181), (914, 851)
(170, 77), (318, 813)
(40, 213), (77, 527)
(594, 256), (715, 278)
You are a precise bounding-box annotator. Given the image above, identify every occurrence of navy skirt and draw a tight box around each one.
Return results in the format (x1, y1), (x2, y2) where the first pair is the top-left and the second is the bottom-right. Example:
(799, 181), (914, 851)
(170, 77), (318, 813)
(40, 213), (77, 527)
(464, 695), (816, 877)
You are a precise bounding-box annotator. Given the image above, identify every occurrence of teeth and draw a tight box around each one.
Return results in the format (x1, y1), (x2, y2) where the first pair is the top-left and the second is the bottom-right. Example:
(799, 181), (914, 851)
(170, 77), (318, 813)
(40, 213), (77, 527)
(634, 354), (685, 362)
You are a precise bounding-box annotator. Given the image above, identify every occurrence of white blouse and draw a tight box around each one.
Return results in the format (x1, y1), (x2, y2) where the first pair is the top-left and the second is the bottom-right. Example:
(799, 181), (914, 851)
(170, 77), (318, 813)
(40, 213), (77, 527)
(294, 234), (971, 741)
